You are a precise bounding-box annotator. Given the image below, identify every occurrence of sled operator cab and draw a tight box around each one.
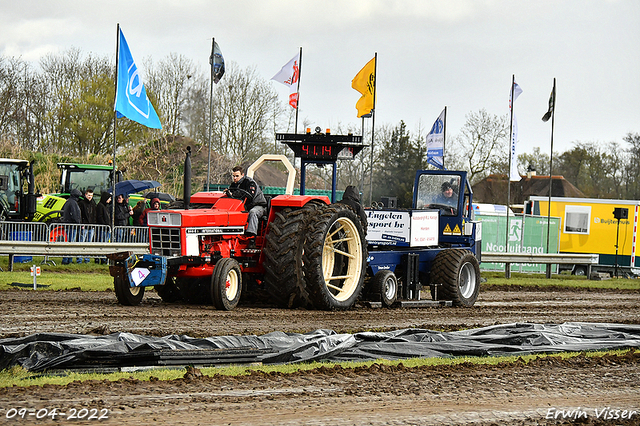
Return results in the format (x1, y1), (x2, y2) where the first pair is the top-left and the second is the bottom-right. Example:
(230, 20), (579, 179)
(413, 170), (477, 250)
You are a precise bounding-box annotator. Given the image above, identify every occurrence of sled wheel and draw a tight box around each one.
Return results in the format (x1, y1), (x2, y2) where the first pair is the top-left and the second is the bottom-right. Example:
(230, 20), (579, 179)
(114, 275), (144, 306)
(211, 258), (242, 311)
(155, 277), (182, 303)
(303, 204), (367, 310)
(371, 270), (398, 307)
(263, 202), (323, 308)
(430, 249), (480, 307)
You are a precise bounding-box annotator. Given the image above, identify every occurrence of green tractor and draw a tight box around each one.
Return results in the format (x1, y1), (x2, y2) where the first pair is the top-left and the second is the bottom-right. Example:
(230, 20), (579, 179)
(34, 163), (125, 223)
(34, 163), (172, 223)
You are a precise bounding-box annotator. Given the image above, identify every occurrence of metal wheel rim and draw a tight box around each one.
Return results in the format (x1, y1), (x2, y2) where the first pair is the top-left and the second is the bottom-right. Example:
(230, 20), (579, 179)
(225, 268), (239, 300)
(129, 285), (141, 296)
(458, 262), (476, 299)
(383, 276), (396, 300)
(321, 217), (363, 302)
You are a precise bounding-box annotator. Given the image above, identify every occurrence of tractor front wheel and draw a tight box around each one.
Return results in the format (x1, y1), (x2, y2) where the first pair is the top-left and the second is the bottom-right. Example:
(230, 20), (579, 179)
(210, 258), (242, 311)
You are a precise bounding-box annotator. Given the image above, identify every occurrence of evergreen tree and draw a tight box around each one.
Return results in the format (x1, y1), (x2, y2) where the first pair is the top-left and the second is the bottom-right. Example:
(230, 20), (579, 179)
(371, 121), (424, 208)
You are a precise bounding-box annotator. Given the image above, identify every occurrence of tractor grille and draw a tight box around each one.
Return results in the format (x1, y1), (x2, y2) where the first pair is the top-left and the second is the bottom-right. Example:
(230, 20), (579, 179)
(150, 228), (181, 257)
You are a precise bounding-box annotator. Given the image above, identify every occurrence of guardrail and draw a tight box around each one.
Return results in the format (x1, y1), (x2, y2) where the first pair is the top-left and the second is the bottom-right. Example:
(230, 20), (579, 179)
(0, 221), (150, 271)
(481, 252), (599, 278)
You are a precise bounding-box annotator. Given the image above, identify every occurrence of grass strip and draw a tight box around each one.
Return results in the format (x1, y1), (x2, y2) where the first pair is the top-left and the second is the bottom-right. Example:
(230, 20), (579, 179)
(0, 349), (634, 389)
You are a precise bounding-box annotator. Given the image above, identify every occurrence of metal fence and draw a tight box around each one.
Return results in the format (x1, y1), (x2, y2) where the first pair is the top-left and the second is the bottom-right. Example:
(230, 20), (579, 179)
(0, 222), (149, 244)
(0, 221), (150, 270)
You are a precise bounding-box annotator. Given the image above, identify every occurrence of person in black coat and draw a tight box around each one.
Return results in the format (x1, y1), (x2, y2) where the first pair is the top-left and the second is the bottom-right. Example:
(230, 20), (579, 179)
(77, 188), (98, 263)
(61, 188), (82, 264)
(95, 191), (112, 264)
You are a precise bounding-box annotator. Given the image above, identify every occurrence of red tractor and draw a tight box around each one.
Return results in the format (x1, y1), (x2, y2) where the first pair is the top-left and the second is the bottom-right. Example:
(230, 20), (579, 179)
(109, 152), (368, 311)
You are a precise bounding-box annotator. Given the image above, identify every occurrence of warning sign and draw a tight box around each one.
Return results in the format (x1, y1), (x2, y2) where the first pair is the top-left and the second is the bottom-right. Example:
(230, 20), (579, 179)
(452, 224), (461, 235)
(443, 223), (452, 235)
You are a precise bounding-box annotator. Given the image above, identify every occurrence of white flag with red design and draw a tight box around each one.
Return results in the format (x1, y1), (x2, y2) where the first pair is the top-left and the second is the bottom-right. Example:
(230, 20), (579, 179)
(271, 52), (300, 109)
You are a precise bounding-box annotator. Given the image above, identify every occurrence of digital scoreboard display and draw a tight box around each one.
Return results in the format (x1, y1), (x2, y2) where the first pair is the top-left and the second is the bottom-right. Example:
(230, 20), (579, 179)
(276, 131), (365, 161)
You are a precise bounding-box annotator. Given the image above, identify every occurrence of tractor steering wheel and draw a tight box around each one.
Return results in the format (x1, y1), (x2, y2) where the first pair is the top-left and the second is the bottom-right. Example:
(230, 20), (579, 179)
(225, 187), (252, 200)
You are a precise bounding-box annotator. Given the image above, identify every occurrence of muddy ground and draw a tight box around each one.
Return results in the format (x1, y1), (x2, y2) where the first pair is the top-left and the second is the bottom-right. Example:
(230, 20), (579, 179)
(1, 285), (639, 425)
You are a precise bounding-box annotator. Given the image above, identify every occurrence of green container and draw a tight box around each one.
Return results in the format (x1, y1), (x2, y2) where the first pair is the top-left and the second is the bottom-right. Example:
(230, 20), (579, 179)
(476, 213), (561, 273)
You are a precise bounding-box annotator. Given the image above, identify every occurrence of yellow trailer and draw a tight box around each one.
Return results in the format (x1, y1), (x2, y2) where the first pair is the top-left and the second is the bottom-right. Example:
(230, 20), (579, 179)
(529, 196), (640, 276)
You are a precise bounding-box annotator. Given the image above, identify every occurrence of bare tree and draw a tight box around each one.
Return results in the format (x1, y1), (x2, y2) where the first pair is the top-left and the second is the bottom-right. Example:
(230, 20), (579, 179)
(211, 62), (284, 163)
(450, 109), (508, 184)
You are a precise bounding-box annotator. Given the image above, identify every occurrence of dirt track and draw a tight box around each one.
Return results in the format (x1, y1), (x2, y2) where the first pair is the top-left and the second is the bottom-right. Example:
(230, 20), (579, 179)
(1, 285), (639, 425)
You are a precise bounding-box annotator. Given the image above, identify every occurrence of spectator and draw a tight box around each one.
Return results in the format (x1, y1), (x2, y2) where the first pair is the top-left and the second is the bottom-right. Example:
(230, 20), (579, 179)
(139, 197), (161, 226)
(61, 189), (82, 265)
(132, 199), (146, 226)
(114, 194), (133, 241)
(77, 188), (98, 264)
(95, 191), (112, 264)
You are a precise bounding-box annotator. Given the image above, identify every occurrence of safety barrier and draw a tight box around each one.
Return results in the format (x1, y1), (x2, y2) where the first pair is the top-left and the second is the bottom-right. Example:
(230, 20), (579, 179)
(0, 222), (150, 270)
(0, 222), (149, 244)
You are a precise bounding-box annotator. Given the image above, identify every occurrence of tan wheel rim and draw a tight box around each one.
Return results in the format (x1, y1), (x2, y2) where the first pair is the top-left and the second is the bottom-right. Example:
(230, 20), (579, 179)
(321, 216), (363, 302)
(225, 268), (239, 300)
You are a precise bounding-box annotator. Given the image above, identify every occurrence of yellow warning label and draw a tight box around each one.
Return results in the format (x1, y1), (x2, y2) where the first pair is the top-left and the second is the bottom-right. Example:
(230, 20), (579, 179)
(453, 224), (461, 235)
(443, 223), (452, 235)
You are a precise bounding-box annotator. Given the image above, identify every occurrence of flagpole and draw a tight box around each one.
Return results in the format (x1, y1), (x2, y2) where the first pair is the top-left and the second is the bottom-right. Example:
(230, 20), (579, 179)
(368, 52), (377, 207)
(546, 77), (556, 278)
(294, 47), (302, 134)
(111, 24), (120, 231)
(443, 106), (447, 170)
(207, 37), (215, 191)
(505, 74), (515, 277)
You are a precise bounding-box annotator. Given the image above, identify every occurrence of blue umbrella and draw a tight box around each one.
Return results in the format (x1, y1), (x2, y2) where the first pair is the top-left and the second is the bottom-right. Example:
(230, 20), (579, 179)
(113, 179), (161, 197)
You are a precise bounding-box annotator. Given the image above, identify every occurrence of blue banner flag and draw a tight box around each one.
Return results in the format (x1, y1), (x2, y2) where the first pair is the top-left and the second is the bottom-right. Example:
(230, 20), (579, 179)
(426, 108), (446, 169)
(114, 28), (162, 129)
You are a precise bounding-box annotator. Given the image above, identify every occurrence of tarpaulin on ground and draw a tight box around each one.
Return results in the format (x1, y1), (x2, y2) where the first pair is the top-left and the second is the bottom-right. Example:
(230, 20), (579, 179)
(2, 322), (640, 372)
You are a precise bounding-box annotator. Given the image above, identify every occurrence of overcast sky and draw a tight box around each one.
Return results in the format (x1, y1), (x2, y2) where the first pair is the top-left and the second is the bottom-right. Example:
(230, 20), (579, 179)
(2, 0), (638, 156)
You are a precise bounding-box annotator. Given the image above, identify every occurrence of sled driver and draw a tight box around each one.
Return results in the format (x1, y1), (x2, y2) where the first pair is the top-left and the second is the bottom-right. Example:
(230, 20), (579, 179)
(431, 181), (457, 215)
(224, 165), (267, 242)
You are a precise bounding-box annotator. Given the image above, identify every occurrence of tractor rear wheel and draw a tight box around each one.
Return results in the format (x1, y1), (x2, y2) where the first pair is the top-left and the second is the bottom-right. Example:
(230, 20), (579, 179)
(302, 204), (367, 310)
(114, 276), (144, 306)
(211, 258), (242, 311)
(263, 202), (322, 308)
(430, 249), (480, 307)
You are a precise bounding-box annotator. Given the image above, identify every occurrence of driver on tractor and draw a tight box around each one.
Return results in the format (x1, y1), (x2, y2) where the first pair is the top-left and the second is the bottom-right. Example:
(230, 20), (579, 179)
(224, 165), (267, 243)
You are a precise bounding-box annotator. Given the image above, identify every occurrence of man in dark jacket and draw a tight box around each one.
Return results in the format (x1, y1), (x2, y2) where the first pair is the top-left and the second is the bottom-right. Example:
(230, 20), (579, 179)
(95, 191), (112, 264)
(224, 165), (267, 240)
(61, 188), (82, 264)
(337, 185), (368, 232)
(77, 188), (98, 263)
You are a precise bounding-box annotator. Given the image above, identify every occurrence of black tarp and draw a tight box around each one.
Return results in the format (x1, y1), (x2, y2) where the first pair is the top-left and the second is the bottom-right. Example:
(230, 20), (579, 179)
(2, 322), (640, 372)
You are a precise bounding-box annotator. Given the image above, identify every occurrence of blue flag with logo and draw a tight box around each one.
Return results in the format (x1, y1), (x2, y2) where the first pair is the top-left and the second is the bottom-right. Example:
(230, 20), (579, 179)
(114, 28), (162, 129)
(426, 108), (445, 169)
